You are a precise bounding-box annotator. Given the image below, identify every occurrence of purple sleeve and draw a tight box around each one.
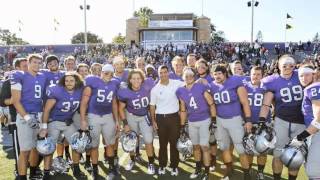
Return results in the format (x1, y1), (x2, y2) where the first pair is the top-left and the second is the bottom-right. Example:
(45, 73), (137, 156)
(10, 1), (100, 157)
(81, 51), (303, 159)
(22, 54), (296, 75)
(260, 75), (275, 92)
(10, 71), (23, 86)
(85, 76), (96, 88)
(46, 86), (59, 99)
(308, 86), (320, 101)
(117, 88), (127, 102)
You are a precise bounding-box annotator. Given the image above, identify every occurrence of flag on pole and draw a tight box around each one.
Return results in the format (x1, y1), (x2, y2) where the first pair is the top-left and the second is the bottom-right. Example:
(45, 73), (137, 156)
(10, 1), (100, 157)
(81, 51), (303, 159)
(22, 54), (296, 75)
(286, 13), (293, 19)
(286, 24), (293, 29)
(53, 18), (60, 31)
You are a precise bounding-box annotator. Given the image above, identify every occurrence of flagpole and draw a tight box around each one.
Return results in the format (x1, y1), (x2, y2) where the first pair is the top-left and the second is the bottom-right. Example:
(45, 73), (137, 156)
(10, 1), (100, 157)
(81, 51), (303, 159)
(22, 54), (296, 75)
(201, 0), (204, 16)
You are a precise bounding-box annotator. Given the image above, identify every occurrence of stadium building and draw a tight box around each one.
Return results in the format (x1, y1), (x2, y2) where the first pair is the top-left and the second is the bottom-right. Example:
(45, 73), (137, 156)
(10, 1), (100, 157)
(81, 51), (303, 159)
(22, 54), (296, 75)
(126, 13), (211, 50)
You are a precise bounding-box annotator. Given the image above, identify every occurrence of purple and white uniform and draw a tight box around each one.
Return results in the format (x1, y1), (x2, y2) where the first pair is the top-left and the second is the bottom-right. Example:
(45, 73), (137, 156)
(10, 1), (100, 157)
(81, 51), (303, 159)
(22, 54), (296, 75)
(85, 75), (119, 116)
(117, 80), (155, 144)
(209, 76), (246, 154)
(85, 75), (120, 147)
(41, 69), (65, 88)
(301, 82), (320, 180)
(261, 71), (305, 158)
(261, 71), (304, 124)
(114, 69), (129, 83)
(10, 70), (47, 151)
(46, 85), (82, 144)
(176, 82), (211, 146)
(244, 81), (271, 123)
(197, 74), (214, 83)
(46, 85), (82, 122)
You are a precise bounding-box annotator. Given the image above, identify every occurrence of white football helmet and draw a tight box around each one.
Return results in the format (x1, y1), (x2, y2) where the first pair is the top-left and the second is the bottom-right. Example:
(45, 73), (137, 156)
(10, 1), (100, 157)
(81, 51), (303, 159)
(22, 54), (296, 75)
(36, 136), (56, 156)
(120, 130), (138, 153)
(70, 130), (92, 153)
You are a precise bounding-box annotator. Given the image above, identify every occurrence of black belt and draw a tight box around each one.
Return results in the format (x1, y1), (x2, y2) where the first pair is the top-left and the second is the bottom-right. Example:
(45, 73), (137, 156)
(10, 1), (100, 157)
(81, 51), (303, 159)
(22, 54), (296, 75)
(156, 112), (178, 118)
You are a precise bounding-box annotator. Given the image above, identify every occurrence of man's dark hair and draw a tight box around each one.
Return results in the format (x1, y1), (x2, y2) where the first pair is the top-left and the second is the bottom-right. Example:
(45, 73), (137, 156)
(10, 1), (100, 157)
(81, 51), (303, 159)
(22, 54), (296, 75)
(13, 58), (27, 68)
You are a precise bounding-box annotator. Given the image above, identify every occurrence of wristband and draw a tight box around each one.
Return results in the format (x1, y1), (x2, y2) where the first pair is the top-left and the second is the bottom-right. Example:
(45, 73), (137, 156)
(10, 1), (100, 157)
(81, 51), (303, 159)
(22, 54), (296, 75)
(41, 123), (48, 129)
(24, 114), (31, 122)
(311, 119), (320, 130)
(297, 130), (311, 141)
(259, 117), (266, 122)
(245, 117), (252, 123)
(211, 117), (216, 123)
(123, 119), (128, 126)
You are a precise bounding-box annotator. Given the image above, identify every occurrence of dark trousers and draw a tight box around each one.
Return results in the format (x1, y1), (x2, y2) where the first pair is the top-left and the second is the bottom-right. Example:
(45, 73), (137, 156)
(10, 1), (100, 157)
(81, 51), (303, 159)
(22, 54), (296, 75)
(156, 112), (180, 168)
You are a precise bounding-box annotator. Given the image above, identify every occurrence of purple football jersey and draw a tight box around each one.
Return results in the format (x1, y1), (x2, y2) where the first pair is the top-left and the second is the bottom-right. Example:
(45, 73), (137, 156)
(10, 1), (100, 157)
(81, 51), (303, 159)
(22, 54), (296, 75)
(261, 71), (304, 124)
(244, 81), (271, 123)
(176, 83), (210, 122)
(169, 71), (183, 81)
(302, 82), (320, 126)
(46, 85), (82, 121)
(10, 71), (46, 113)
(209, 76), (244, 119)
(197, 74), (214, 83)
(41, 69), (65, 88)
(114, 69), (129, 83)
(85, 75), (119, 116)
(117, 80), (154, 116)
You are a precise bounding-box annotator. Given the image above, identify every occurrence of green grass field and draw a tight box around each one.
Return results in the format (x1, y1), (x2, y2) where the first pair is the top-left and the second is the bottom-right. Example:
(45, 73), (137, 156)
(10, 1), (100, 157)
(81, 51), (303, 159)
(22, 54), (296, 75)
(0, 134), (308, 180)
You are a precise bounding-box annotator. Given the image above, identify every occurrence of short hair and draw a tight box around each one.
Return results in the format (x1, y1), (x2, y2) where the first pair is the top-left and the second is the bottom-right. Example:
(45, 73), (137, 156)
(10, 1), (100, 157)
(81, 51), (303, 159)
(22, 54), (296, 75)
(211, 64), (228, 77)
(158, 65), (169, 72)
(171, 56), (184, 66)
(251, 66), (264, 74)
(127, 69), (145, 90)
(58, 72), (84, 90)
(90, 63), (102, 73)
(64, 56), (75, 65)
(76, 63), (89, 73)
(278, 54), (295, 64)
(13, 58), (27, 68)
(45, 54), (59, 64)
(196, 58), (210, 73)
(27, 54), (43, 63)
(187, 53), (196, 59)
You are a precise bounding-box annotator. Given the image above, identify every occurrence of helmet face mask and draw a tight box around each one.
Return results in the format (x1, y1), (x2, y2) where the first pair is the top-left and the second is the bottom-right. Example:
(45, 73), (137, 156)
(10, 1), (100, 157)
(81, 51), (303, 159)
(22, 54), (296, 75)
(36, 136), (56, 156)
(176, 132), (193, 158)
(121, 130), (138, 153)
(255, 127), (277, 154)
(51, 157), (70, 174)
(71, 130), (92, 153)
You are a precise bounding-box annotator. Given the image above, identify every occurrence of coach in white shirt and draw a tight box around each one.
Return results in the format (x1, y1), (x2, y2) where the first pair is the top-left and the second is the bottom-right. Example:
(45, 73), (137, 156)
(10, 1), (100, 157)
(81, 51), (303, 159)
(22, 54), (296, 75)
(150, 65), (184, 176)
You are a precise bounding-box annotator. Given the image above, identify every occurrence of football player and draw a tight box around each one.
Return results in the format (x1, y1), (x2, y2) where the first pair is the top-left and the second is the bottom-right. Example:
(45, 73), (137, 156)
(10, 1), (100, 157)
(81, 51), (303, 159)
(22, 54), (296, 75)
(64, 56), (76, 72)
(39, 72), (85, 179)
(118, 69), (155, 174)
(209, 64), (252, 180)
(195, 59), (213, 83)
(90, 63), (102, 76)
(259, 55), (305, 180)
(80, 64), (120, 180)
(289, 65), (320, 179)
(244, 66), (271, 180)
(11, 54), (47, 180)
(187, 53), (197, 70)
(176, 67), (216, 180)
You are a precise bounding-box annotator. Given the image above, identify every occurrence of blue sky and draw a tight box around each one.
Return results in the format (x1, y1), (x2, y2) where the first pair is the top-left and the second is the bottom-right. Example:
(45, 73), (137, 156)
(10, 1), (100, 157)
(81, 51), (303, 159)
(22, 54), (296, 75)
(0, 0), (319, 45)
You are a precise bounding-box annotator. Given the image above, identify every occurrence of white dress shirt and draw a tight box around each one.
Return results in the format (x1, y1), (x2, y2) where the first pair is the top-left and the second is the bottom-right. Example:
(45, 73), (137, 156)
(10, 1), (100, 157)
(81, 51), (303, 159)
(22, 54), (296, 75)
(150, 79), (184, 114)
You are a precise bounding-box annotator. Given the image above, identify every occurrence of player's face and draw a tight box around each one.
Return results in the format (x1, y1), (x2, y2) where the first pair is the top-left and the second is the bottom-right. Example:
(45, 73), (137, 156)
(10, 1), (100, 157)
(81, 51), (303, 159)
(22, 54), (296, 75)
(65, 75), (76, 91)
(91, 65), (102, 76)
(212, 71), (226, 84)
(184, 74), (195, 85)
(196, 63), (208, 75)
(279, 62), (295, 76)
(299, 73), (314, 87)
(159, 68), (169, 82)
(113, 61), (125, 73)
(102, 71), (113, 82)
(47, 60), (59, 72)
(135, 60), (145, 71)
(29, 58), (42, 73)
(187, 56), (196, 68)
(233, 64), (243, 76)
(65, 60), (75, 72)
(173, 61), (184, 74)
(78, 67), (89, 78)
(250, 69), (262, 85)
(18, 61), (28, 72)
(146, 68), (153, 76)
(130, 73), (143, 89)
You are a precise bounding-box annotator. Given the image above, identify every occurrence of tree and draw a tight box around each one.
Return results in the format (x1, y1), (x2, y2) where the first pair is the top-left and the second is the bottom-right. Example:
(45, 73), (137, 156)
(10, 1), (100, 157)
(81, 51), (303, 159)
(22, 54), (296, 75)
(256, 30), (263, 43)
(71, 32), (103, 44)
(112, 33), (125, 44)
(313, 32), (320, 43)
(133, 7), (153, 27)
(0, 28), (28, 45)
(210, 23), (226, 43)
